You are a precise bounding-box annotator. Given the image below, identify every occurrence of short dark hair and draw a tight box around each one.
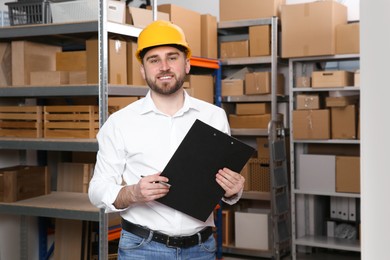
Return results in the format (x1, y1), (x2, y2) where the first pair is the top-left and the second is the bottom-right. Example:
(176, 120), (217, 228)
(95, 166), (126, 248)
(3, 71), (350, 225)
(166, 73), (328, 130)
(139, 44), (188, 62)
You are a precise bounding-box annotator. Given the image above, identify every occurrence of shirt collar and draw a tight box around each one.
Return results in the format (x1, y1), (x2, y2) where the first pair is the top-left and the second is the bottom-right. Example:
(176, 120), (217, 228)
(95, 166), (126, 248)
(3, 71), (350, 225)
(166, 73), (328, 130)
(139, 90), (201, 116)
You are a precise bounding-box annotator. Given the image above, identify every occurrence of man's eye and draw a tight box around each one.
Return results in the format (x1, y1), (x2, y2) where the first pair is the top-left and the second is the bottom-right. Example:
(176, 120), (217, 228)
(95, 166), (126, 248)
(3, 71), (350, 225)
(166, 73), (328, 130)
(169, 56), (178, 61)
(149, 59), (159, 64)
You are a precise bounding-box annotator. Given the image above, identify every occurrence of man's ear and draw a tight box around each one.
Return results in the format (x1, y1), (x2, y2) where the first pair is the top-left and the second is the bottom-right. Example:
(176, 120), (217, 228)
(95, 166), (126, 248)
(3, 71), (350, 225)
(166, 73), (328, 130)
(140, 64), (146, 80)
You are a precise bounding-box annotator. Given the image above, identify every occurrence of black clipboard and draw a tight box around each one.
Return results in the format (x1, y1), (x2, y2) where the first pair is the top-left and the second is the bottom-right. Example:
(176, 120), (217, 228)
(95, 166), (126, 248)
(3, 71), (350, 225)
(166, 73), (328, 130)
(156, 119), (255, 222)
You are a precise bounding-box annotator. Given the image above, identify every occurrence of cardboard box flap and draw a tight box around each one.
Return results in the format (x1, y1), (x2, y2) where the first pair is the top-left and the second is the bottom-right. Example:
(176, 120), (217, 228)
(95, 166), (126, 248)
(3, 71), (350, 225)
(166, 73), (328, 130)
(128, 7), (169, 28)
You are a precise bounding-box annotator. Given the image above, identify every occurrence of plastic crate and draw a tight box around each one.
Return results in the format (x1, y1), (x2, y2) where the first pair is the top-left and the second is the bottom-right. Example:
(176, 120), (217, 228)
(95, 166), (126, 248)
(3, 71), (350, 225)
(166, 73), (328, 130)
(5, 0), (51, 25)
(50, 0), (97, 24)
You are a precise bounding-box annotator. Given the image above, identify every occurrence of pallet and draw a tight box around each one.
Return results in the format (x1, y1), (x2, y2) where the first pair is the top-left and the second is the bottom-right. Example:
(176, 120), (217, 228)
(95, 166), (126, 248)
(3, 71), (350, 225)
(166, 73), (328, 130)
(0, 165), (50, 202)
(44, 105), (99, 138)
(0, 106), (43, 138)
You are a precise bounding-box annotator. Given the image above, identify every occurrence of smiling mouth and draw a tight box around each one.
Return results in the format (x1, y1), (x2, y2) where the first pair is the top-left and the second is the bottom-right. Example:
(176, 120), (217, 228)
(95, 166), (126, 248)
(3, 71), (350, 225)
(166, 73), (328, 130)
(158, 74), (174, 81)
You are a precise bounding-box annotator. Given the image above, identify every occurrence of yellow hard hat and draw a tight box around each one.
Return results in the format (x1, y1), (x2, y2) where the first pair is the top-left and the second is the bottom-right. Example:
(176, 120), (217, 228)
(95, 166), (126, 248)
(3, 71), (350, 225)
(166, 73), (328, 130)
(136, 20), (192, 63)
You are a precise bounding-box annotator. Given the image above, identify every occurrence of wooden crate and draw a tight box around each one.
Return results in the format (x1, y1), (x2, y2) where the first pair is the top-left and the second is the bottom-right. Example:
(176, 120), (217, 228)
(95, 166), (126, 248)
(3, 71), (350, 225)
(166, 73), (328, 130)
(44, 105), (99, 138)
(0, 106), (43, 138)
(57, 162), (94, 193)
(222, 209), (234, 246)
(249, 158), (270, 192)
(0, 165), (50, 202)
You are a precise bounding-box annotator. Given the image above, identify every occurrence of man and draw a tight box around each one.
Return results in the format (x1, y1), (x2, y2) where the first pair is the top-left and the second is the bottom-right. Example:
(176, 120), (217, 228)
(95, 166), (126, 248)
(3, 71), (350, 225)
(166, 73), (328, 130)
(88, 20), (245, 259)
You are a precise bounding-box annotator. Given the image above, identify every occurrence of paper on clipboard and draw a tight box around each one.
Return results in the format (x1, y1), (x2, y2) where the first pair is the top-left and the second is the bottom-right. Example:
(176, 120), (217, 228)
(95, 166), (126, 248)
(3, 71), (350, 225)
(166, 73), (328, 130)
(156, 119), (255, 222)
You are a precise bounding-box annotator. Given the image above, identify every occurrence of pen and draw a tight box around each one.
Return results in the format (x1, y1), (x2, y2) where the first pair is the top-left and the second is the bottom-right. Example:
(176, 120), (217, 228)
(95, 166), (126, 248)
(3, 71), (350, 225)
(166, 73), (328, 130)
(140, 175), (171, 188)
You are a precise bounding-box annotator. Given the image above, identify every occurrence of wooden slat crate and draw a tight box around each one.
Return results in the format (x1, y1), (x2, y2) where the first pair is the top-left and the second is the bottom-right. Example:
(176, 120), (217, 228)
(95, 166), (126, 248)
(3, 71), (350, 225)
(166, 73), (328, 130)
(44, 105), (99, 138)
(0, 106), (43, 138)
(0, 165), (50, 202)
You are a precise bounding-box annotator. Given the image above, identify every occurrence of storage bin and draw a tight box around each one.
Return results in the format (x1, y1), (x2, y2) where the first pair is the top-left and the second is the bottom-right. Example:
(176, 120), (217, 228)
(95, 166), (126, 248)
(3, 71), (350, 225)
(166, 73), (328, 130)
(5, 0), (51, 25)
(0, 165), (50, 202)
(0, 106), (43, 138)
(43, 105), (99, 138)
(50, 0), (98, 23)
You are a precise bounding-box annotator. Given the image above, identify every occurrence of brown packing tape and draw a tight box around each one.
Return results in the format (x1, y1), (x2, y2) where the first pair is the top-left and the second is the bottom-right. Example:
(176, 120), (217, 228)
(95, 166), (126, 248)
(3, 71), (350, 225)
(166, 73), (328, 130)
(305, 110), (313, 130)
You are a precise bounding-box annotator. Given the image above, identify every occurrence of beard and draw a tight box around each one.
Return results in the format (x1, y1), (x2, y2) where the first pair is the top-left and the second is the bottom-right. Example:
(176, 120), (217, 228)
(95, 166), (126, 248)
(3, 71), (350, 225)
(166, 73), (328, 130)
(145, 71), (186, 95)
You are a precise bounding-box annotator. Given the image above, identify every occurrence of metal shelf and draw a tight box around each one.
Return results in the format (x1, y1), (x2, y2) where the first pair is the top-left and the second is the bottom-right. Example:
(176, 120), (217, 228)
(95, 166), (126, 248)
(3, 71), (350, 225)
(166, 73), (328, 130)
(0, 85), (148, 97)
(223, 246), (273, 258)
(0, 192), (100, 221)
(295, 235), (360, 252)
(241, 191), (271, 201)
(0, 21), (141, 39)
(290, 54), (360, 63)
(293, 139), (360, 144)
(292, 189), (361, 198)
(218, 18), (273, 29)
(231, 128), (269, 136)
(292, 86), (360, 92)
(0, 137), (98, 152)
(220, 56), (272, 65)
(222, 95), (289, 103)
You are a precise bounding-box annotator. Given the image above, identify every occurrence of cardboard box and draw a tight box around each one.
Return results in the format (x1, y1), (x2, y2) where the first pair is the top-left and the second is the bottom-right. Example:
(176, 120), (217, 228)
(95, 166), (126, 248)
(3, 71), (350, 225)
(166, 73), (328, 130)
(331, 105), (358, 139)
(281, 1), (347, 58)
(236, 103), (271, 115)
(336, 22), (360, 54)
(11, 41), (62, 86)
(69, 71), (87, 84)
(229, 113), (282, 129)
(336, 156), (360, 193)
(325, 95), (359, 107)
(0, 43), (11, 87)
(0, 166), (50, 202)
(221, 79), (244, 96)
(257, 137), (269, 159)
(127, 41), (146, 86)
(185, 74), (214, 104)
(201, 14), (218, 59)
(56, 51), (87, 72)
(220, 40), (249, 59)
(30, 71), (70, 86)
(296, 76), (311, 88)
(220, 0), (284, 21)
(235, 209), (270, 250)
(293, 109), (330, 139)
(107, 0), (130, 24)
(240, 162), (251, 191)
(129, 7), (169, 28)
(312, 70), (354, 88)
(354, 70), (360, 86)
(245, 72), (284, 95)
(86, 38), (127, 84)
(157, 4), (201, 57)
(298, 154), (335, 193)
(108, 97), (139, 114)
(296, 94), (321, 110)
(249, 25), (270, 57)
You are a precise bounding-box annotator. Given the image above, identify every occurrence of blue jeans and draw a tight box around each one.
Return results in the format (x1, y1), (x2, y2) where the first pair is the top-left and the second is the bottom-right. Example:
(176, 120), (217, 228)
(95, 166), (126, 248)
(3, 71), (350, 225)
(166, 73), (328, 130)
(118, 229), (216, 260)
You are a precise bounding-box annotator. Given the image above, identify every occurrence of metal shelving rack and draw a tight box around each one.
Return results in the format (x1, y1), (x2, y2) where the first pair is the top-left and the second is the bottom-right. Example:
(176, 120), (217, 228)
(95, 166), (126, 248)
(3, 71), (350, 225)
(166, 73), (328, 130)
(218, 17), (291, 259)
(288, 54), (361, 259)
(0, 1), (142, 258)
(0, 3), (226, 259)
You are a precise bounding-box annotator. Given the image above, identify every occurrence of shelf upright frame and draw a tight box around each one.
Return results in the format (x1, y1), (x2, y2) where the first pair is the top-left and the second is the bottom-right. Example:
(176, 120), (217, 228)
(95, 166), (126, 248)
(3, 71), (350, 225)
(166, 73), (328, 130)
(98, 0), (109, 258)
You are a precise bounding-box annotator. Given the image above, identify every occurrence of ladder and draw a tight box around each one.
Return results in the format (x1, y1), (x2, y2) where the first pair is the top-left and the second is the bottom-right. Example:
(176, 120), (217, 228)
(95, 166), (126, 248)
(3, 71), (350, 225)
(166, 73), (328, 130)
(268, 119), (291, 259)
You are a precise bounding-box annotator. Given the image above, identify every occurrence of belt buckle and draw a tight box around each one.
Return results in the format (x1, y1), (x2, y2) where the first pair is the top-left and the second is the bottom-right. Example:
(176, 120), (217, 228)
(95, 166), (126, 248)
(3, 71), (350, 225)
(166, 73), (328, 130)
(166, 236), (180, 248)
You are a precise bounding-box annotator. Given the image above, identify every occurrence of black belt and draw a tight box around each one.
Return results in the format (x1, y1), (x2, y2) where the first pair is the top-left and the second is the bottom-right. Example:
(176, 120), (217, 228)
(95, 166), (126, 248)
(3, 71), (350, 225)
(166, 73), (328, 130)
(121, 218), (213, 248)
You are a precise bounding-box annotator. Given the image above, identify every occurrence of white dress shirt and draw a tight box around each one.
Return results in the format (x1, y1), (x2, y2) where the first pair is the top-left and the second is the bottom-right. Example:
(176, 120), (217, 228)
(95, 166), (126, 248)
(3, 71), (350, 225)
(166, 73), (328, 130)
(88, 90), (241, 236)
